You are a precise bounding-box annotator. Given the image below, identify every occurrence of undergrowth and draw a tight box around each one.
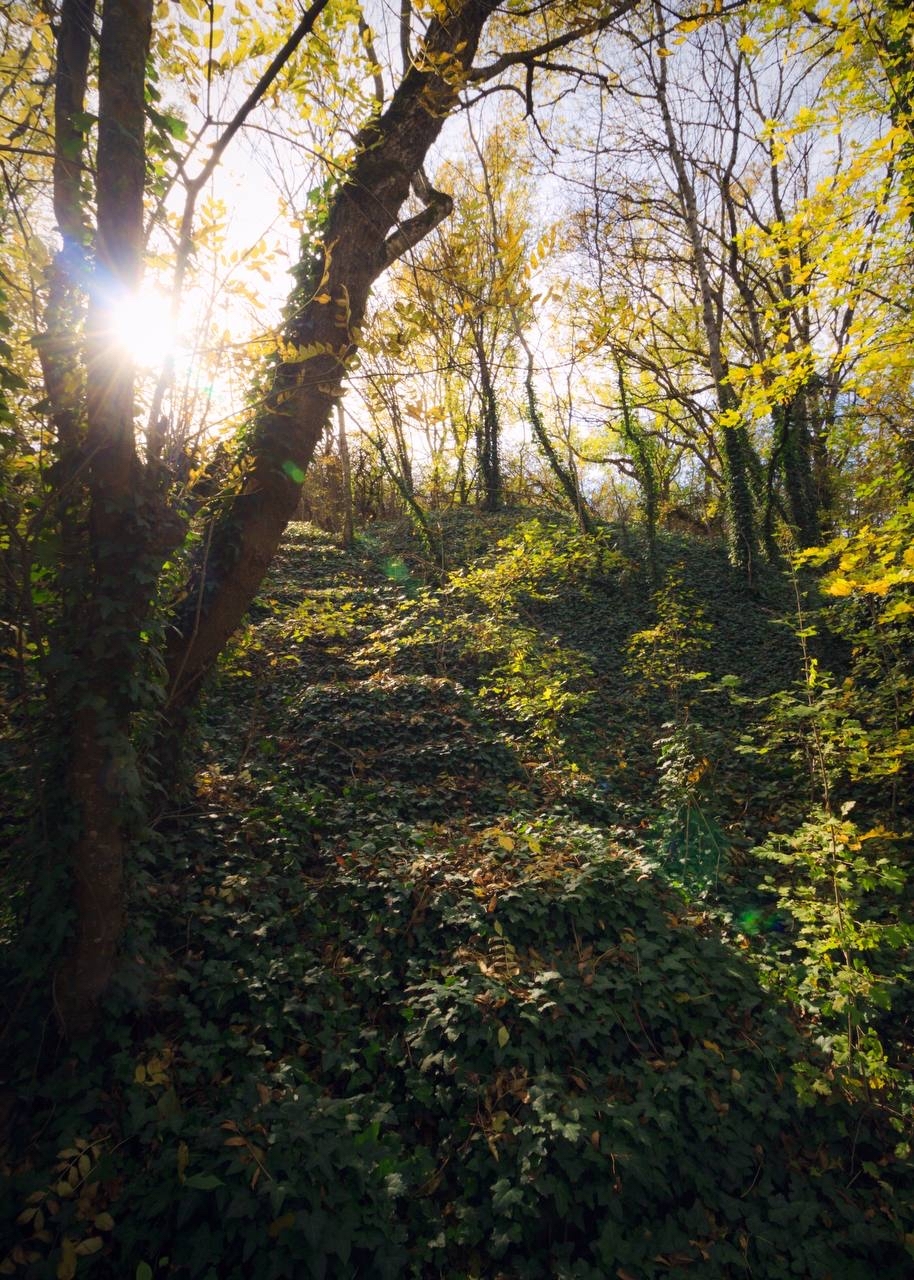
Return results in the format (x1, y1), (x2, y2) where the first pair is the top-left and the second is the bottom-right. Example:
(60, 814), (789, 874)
(2, 513), (912, 1278)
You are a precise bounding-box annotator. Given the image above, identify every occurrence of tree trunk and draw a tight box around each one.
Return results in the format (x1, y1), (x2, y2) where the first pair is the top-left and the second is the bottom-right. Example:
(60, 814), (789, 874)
(616, 360), (657, 579)
(524, 351), (593, 533)
(164, 0), (498, 720)
(804, 373), (835, 531)
(36, 0), (95, 675)
(337, 403), (355, 549)
(513, 322), (592, 532)
(779, 396), (820, 548)
(474, 331), (502, 512)
(50, 0), (187, 1035)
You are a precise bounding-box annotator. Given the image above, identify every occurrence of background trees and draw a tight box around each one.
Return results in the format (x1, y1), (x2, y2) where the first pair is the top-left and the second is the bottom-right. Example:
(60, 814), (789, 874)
(568, 0), (911, 561)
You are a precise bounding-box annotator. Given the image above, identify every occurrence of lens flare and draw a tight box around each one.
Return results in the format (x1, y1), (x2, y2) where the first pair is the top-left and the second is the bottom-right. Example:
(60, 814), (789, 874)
(112, 287), (176, 369)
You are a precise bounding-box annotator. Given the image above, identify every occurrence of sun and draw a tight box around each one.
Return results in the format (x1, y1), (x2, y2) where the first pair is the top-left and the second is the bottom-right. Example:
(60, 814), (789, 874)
(111, 286), (177, 370)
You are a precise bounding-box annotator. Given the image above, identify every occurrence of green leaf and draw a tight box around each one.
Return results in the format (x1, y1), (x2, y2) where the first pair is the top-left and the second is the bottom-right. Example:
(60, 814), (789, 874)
(70, 110), (97, 133)
(184, 1173), (224, 1190)
(161, 112), (188, 141)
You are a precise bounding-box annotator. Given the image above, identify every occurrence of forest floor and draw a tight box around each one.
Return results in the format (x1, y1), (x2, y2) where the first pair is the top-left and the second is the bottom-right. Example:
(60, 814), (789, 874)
(2, 511), (913, 1279)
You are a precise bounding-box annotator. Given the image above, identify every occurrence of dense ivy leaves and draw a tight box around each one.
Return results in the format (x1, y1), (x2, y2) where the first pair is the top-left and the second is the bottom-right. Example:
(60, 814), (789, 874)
(289, 677), (524, 815)
(2, 822), (910, 1279)
(1, 517), (912, 1278)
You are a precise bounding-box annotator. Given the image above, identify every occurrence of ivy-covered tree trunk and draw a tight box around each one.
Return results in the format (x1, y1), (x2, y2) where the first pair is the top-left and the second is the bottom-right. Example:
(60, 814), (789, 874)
(719, 417), (758, 574)
(163, 0), (498, 719)
(473, 329), (502, 513)
(513, 322), (592, 533)
(775, 396), (820, 548)
(46, 0), (184, 1034)
(616, 360), (657, 577)
(523, 368), (592, 533)
(804, 372), (836, 532)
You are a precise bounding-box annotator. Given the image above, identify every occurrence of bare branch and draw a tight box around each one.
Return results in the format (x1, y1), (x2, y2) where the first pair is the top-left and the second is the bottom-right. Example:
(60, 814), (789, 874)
(468, 1), (638, 84)
(358, 7), (385, 107)
(380, 181), (454, 270)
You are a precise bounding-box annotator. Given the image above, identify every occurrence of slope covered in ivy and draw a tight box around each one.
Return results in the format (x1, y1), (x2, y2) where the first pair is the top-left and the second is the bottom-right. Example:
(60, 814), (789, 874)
(2, 513), (912, 1280)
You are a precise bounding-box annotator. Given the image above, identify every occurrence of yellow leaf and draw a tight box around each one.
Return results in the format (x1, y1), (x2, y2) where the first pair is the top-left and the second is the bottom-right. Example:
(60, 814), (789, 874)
(687, 757), (709, 785)
(56, 1239), (78, 1280)
(497, 1024), (510, 1048)
(824, 577), (854, 597)
(93, 1212), (115, 1232)
(496, 834), (515, 851)
(75, 1237), (103, 1256)
(862, 577), (892, 595)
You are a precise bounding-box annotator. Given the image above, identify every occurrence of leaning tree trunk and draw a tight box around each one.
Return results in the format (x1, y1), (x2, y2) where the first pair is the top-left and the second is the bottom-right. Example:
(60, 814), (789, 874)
(164, 0), (499, 720)
(513, 323), (592, 533)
